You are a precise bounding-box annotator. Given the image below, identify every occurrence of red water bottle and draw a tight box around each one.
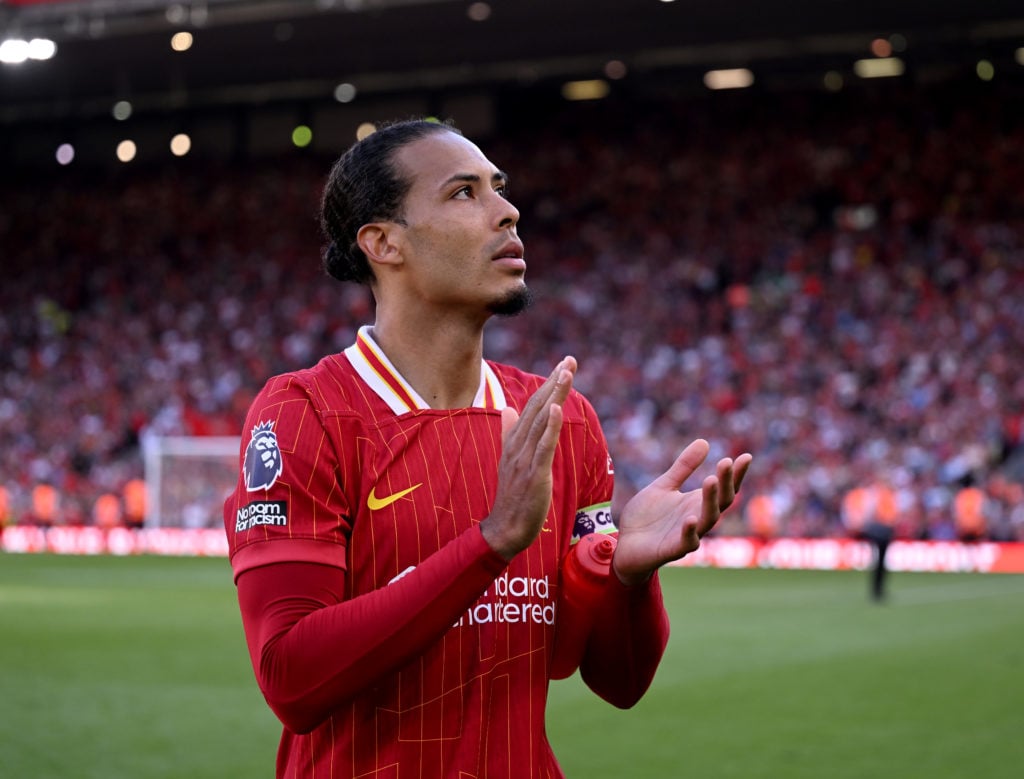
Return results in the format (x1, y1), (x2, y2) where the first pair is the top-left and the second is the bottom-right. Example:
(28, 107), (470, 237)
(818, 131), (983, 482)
(550, 533), (617, 679)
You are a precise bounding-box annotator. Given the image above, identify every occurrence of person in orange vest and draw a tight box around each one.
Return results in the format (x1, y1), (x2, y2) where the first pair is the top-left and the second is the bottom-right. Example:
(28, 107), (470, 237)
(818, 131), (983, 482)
(0, 485), (11, 528)
(746, 493), (778, 540)
(864, 481), (898, 602)
(123, 478), (147, 529)
(840, 485), (872, 536)
(953, 486), (987, 542)
(93, 492), (123, 530)
(30, 483), (60, 527)
(842, 482), (893, 602)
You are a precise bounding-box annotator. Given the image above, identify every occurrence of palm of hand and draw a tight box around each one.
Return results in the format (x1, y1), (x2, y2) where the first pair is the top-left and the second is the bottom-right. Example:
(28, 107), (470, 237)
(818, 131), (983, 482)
(610, 441), (752, 586)
(614, 483), (707, 584)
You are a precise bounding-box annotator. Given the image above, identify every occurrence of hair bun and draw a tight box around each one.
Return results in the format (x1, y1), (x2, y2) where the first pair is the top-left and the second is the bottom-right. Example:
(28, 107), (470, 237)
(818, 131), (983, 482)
(322, 240), (354, 282)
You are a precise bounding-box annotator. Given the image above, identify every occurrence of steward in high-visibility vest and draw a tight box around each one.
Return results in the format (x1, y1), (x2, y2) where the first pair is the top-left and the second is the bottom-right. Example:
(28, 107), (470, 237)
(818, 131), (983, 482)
(31, 483), (59, 526)
(953, 486), (986, 541)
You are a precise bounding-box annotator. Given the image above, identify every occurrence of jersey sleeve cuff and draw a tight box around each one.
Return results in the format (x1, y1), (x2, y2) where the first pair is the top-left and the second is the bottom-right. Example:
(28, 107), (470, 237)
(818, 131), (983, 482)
(608, 567), (662, 599)
(230, 538), (347, 582)
(469, 523), (511, 575)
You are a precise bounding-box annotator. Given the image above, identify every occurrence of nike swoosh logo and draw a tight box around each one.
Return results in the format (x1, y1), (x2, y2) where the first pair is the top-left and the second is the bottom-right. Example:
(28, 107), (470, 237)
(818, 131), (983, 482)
(367, 483), (422, 510)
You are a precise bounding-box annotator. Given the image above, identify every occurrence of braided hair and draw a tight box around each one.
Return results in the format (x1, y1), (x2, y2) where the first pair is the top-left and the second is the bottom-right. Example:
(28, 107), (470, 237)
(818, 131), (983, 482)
(319, 119), (461, 284)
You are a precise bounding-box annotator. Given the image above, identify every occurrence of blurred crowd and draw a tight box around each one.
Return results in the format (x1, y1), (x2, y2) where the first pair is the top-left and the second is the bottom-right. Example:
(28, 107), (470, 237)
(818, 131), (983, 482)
(3, 81), (1022, 541)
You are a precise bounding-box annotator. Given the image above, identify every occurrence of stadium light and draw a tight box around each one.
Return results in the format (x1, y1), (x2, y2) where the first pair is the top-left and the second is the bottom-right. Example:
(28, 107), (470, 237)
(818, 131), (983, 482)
(604, 60), (628, 79)
(1, 37), (57, 64)
(853, 57), (905, 78)
(166, 3), (188, 24)
(1017, 47), (1024, 66)
(116, 140), (137, 163)
(561, 79), (610, 101)
(170, 134), (192, 156)
(334, 82), (357, 103)
(0, 39), (29, 64)
(112, 100), (132, 121)
(27, 38), (56, 60)
(704, 68), (754, 90)
(466, 2), (491, 21)
(292, 125), (313, 148)
(171, 31), (193, 52)
(976, 60), (995, 81)
(870, 38), (892, 58)
(55, 144), (75, 166)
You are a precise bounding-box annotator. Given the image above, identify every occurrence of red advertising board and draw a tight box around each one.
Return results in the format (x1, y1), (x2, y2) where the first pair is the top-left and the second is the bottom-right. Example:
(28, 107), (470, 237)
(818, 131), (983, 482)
(669, 536), (1024, 574)
(3, 526), (1024, 573)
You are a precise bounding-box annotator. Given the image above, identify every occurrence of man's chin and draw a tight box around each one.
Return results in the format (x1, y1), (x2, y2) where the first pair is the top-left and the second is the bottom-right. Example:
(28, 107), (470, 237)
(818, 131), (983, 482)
(487, 285), (533, 317)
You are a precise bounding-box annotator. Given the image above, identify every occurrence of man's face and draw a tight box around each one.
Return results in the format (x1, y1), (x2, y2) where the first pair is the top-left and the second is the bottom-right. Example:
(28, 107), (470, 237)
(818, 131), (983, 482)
(389, 131), (528, 316)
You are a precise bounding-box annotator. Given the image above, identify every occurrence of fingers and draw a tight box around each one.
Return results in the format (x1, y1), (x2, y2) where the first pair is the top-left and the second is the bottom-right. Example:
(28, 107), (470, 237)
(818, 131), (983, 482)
(526, 362), (573, 448)
(505, 356), (575, 452)
(500, 407), (519, 442)
(515, 357), (575, 424)
(656, 441), (753, 507)
(653, 438), (710, 491)
(527, 361), (573, 471)
(681, 477), (720, 551)
(733, 452), (753, 492)
(714, 451), (754, 510)
(679, 517), (702, 556)
(485, 357), (577, 560)
(534, 403), (564, 471)
(698, 474), (721, 537)
(497, 355), (576, 486)
(716, 457), (736, 508)
(687, 447), (755, 541)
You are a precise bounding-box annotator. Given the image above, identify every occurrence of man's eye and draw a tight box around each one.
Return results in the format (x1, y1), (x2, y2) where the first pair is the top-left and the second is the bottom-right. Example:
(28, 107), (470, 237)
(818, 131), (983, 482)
(495, 185), (509, 198)
(453, 186), (472, 199)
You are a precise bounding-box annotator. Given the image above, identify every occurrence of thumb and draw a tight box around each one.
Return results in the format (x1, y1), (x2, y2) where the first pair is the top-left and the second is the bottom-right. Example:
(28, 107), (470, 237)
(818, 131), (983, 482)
(653, 438), (710, 491)
(500, 406), (520, 443)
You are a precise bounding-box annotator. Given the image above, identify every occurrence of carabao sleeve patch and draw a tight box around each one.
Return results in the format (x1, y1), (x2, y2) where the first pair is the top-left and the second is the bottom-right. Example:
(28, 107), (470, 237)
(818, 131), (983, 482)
(571, 501), (615, 544)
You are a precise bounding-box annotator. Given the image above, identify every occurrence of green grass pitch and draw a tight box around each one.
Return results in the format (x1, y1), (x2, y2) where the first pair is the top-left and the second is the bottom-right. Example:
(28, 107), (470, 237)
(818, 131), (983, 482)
(1, 553), (1022, 778)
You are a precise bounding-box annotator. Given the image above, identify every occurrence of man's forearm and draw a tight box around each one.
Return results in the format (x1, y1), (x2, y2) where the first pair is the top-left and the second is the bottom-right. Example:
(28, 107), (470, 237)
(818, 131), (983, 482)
(236, 526), (508, 733)
(579, 571), (670, 709)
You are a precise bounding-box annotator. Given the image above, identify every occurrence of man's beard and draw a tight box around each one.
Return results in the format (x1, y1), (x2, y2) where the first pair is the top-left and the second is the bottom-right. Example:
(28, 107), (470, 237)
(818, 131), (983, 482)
(487, 284), (534, 317)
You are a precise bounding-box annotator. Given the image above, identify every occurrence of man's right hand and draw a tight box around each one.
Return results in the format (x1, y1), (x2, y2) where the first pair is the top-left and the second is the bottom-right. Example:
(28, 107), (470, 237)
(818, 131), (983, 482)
(480, 356), (576, 561)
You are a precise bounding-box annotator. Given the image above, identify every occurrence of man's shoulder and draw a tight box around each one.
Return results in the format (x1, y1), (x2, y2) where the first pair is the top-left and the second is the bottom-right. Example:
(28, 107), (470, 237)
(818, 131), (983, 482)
(256, 352), (364, 413)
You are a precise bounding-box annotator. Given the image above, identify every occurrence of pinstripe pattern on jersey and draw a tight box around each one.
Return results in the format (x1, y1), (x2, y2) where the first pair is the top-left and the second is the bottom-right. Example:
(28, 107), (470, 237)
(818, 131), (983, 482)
(227, 333), (612, 779)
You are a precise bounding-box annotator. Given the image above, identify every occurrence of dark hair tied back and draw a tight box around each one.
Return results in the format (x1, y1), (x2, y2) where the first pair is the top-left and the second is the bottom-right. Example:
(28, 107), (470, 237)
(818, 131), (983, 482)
(319, 119), (461, 285)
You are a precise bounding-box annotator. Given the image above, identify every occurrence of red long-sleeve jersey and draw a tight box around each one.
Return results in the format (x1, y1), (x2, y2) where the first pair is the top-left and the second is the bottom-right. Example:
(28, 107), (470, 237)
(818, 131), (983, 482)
(224, 327), (669, 778)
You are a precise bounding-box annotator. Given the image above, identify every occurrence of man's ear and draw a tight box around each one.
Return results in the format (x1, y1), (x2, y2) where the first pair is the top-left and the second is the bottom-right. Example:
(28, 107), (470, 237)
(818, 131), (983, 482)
(356, 223), (403, 269)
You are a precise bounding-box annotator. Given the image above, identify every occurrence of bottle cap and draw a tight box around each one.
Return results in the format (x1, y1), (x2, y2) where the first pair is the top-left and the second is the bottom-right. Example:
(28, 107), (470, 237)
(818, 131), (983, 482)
(584, 534), (616, 564)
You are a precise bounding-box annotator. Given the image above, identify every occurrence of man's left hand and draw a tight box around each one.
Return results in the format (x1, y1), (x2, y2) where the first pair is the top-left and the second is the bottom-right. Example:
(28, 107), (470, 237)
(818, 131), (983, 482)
(612, 439), (752, 586)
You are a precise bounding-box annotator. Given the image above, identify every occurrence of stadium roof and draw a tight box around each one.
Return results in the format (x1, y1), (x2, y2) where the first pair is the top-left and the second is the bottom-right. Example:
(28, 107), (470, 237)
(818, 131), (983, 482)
(3, 0), (1024, 125)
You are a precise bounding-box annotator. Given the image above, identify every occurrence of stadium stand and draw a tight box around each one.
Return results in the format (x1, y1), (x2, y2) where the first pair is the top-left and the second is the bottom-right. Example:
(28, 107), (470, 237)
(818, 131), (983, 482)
(3, 81), (1023, 541)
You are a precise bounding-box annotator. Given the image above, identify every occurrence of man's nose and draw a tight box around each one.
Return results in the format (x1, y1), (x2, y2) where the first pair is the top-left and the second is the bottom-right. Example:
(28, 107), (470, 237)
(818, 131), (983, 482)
(496, 197), (519, 230)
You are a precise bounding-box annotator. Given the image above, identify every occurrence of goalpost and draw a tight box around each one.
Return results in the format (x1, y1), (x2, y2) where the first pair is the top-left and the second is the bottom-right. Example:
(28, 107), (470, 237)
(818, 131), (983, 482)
(143, 436), (241, 528)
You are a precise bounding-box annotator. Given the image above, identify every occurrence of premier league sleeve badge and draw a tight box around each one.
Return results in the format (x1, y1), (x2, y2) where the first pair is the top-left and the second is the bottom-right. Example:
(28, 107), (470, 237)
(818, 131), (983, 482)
(243, 420), (284, 491)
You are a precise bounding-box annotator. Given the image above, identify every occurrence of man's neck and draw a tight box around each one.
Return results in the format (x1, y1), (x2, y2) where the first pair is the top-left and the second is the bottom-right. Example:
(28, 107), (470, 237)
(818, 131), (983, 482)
(369, 312), (488, 410)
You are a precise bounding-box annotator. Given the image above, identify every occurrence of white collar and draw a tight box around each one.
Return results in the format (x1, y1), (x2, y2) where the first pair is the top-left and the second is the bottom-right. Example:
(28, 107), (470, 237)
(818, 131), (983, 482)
(343, 326), (507, 414)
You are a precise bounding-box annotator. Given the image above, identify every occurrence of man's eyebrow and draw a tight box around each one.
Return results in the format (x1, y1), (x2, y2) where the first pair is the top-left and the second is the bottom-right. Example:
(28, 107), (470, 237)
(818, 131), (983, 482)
(441, 171), (510, 188)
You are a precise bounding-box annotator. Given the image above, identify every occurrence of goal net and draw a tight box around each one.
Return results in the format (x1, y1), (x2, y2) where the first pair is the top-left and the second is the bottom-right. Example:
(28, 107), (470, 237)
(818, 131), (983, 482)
(143, 436), (240, 528)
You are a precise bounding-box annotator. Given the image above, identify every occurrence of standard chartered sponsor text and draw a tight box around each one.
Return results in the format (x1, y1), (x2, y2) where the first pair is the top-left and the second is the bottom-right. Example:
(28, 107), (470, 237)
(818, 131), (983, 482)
(455, 572), (554, 627)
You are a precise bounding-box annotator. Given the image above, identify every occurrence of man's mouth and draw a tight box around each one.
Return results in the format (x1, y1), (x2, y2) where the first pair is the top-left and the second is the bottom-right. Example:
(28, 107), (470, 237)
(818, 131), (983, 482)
(491, 240), (525, 262)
